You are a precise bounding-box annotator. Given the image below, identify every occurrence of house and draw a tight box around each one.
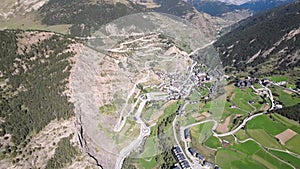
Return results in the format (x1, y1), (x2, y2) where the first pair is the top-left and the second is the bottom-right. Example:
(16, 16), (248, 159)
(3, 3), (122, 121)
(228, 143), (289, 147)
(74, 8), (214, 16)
(184, 129), (191, 142)
(196, 153), (205, 161)
(177, 153), (186, 161)
(171, 166), (180, 169)
(203, 161), (215, 168)
(248, 100), (255, 104)
(262, 79), (271, 87)
(235, 79), (251, 88)
(180, 160), (191, 169)
(188, 147), (196, 156)
(275, 104), (283, 110)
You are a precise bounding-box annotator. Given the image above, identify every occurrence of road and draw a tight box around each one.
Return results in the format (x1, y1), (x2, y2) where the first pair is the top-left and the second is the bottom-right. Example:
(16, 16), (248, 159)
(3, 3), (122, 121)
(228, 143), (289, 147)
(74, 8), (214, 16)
(115, 92), (168, 169)
(214, 112), (265, 137)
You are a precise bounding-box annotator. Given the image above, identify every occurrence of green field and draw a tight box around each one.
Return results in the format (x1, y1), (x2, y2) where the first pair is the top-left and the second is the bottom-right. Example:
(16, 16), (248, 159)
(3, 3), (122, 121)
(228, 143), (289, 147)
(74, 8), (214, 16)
(268, 75), (289, 82)
(270, 150), (300, 168)
(221, 101), (247, 121)
(140, 137), (157, 158)
(270, 86), (300, 107)
(231, 88), (263, 112)
(247, 129), (284, 150)
(205, 136), (222, 149)
(138, 157), (156, 169)
(219, 135), (235, 143)
(285, 135), (300, 154)
(234, 129), (249, 141)
(216, 149), (266, 169)
(191, 121), (215, 143)
(232, 140), (260, 155)
(217, 140), (294, 169)
(247, 115), (288, 135)
(253, 149), (293, 169)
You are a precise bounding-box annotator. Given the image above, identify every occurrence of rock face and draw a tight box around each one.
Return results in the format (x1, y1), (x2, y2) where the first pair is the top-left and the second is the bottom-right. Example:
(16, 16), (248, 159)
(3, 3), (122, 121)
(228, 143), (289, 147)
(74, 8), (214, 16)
(0, 0), (49, 18)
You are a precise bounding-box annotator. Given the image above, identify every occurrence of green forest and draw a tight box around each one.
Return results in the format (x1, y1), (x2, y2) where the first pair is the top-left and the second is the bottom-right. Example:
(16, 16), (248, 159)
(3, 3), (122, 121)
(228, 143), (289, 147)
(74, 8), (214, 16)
(0, 30), (75, 157)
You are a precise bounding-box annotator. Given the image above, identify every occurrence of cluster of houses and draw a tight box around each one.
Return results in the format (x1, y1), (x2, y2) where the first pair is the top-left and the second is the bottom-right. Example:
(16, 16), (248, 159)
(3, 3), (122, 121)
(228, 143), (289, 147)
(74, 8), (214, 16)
(155, 69), (214, 101)
(187, 147), (221, 169)
(172, 146), (191, 169)
(235, 79), (253, 88)
(183, 129), (221, 169)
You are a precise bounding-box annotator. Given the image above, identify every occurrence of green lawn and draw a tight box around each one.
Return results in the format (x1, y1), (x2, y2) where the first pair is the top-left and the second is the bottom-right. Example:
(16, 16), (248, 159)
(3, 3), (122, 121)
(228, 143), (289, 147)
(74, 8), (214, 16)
(247, 129), (284, 150)
(270, 150), (300, 168)
(205, 136), (222, 149)
(247, 115), (288, 136)
(285, 135), (300, 154)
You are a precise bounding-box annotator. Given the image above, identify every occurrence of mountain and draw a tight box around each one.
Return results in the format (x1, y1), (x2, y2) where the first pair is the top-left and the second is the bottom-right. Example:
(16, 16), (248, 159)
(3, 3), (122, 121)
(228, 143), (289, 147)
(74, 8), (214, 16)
(214, 0), (300, 74)
(187, 0), (295, 17)
(0, 29), (98, 168)
(39, 0), (149, 36)
(186, 0), (244, 16)
(240, 0), (295, 13)
(0, 0), (225, 38)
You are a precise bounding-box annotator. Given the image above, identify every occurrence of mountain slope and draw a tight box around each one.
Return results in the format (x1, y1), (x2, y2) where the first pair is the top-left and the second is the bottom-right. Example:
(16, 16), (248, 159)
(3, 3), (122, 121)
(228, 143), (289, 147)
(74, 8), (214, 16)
(214, 0), (300, 74)
(187, 0), (244, 16)
(39, 0), (148, 36)
(241, 0), (295, 13)
(187, 0), (295, 17)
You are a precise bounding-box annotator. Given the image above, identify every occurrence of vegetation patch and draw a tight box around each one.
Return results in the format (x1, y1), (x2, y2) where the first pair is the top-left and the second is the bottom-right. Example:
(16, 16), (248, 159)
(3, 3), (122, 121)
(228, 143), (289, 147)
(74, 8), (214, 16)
(205, 136), (222, 149)
(252, 149), (292, 169)
(216, 148), (265, 169)
(270, 150), (300, 168)
(234, 129), (249, 141)
(270, 86), (300, 107)
(231, 88), (262, 112)
(247, 129), (284, 150)
(285, 135), (300, 154)
(247, 115), (287, 136)
(0, 30), (75, 155)
(46, 135), (78, 169)
(232, 140), (260, 155)
(99, 104), (117, 115)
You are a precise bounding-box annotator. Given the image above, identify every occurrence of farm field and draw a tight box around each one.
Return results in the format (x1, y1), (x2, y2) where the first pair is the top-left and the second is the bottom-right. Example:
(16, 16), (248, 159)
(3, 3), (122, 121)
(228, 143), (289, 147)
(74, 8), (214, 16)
(204, 136), (222, 149)
(216, 148), (266, 169)
(270, 86), (300, 107)
(285, 135), (300, 154)
(186, 82), (300, 169)
(252, 149), (293, 169)
(270, 150), (300, 168)
(216, 140), (294, 169)
(247, 129), (284, 150)
(247, 115), (287, 136)
(231, 87), (263, 112)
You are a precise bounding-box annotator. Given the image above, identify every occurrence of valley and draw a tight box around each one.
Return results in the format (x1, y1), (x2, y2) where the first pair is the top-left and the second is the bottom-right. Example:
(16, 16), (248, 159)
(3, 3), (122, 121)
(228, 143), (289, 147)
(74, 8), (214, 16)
(0, 0), (299, 169)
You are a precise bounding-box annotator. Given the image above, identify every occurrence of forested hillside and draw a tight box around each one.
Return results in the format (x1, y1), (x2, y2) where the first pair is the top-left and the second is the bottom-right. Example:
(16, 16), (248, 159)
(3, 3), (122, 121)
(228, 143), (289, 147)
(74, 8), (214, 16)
(214, 0), (300, 73)
(39, 0), (148, 36)
(0, 30), (75, 159)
